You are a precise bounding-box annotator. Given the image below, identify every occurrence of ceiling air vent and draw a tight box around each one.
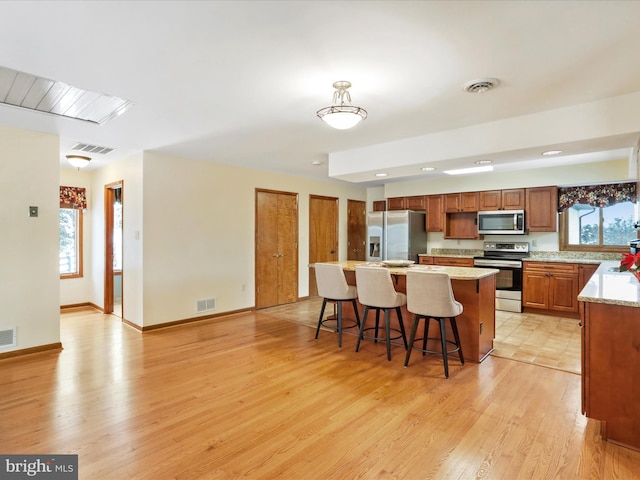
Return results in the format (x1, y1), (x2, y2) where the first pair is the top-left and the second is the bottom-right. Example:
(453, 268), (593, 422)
(70, 142), (114, 155)
(462, 78), (500, 94)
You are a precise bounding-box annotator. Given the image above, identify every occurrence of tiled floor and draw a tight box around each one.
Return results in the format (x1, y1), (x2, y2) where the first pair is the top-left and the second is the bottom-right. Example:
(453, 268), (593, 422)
(261, 298), (582, 375)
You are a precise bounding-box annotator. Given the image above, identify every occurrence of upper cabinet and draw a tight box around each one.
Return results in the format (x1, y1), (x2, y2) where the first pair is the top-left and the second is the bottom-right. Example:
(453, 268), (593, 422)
(525, 186), (558, 232)
(372, 200), (386, 212)
(387, 195), (426, 211)
(444, 192), (479, 212)
(426, 194), (444, 232)
(478, 189), (525, 211)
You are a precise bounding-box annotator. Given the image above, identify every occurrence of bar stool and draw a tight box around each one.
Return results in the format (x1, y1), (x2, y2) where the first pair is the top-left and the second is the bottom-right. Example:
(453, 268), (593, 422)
(314, 263), (360, 347)
(354, 266), (408, 361)
(404, 270), (464, 378)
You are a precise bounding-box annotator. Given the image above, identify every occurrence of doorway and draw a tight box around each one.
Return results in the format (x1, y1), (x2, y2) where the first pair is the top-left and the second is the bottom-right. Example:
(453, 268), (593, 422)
(308, 195), (339, 297)
(104, 181), (123, 317)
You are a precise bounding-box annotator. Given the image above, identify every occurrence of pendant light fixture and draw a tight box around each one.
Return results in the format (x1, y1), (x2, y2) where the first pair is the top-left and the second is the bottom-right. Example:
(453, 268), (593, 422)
(66, 155), (91, 169)
(317, 81), (367, 130)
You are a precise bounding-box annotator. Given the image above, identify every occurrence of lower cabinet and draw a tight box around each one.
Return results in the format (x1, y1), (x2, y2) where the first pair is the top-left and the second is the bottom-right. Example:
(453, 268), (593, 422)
(523, 261), (579, 313)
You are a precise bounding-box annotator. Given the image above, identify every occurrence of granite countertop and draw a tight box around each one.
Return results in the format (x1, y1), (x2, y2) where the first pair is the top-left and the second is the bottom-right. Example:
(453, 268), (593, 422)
(321, 261), (498, 280)
(419, 249), (621, 264)
(578, 260), (640, 307)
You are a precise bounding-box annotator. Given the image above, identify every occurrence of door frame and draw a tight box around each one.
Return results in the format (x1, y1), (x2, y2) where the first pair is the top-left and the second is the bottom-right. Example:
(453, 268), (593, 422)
(104, 180), (123, 315)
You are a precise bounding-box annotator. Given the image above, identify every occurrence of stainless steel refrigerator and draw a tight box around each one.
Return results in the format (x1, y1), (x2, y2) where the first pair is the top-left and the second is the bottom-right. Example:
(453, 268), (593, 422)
(367, 210), (427, 261)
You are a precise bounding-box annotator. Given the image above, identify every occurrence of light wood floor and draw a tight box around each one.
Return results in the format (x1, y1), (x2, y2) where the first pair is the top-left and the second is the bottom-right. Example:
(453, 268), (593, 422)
(1, 305), (639, 479)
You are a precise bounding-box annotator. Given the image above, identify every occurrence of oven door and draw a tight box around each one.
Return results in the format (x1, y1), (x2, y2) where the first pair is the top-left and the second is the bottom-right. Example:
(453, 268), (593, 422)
(474, 258), (523, 312)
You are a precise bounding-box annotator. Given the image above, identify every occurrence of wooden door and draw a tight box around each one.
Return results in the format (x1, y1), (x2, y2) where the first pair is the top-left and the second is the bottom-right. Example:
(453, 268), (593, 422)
(308, 195), (338, 296)
(255, 190), (299, 308)
(347, 199), (366, 261)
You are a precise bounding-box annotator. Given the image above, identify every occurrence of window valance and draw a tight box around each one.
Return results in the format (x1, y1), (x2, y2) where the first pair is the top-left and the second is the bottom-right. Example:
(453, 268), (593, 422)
(557, 182), (637, 212)
(60, 186), (87, 210)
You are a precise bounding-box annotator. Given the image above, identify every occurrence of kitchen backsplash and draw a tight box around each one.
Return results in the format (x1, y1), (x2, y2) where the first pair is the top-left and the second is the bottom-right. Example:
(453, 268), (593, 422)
(427, 248), (621, 262)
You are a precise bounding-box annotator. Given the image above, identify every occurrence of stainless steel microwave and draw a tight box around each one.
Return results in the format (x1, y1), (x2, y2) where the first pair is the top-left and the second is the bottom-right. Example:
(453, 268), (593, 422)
(477, 210), (525, 235)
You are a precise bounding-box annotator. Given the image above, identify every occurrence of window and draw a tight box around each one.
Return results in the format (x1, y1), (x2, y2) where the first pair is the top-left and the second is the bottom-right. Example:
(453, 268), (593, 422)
(60, 208), (83, 277)
(559, 182), (638, 252)
(59, 185), (87, 278)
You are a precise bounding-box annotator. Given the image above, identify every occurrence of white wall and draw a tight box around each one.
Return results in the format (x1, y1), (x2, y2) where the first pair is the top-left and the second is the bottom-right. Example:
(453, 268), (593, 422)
(59, 168), (93, 306)
(0, 125), (60, 352)
(141, 152), (366, 328)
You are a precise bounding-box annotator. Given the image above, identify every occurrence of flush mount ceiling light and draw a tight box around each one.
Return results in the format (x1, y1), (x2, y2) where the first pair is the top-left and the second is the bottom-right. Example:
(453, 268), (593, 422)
(0, 66), (133, 125)
(317, 81), (367, 130)
(66, 155), (91, 169)
(462, 78), (500, 94)
(542, 150), (563, 156)
(474, 159), (493, 165)
(443, 165), (493, 175)
(375, 173), (388, 177)
(421, 167), (436, 172)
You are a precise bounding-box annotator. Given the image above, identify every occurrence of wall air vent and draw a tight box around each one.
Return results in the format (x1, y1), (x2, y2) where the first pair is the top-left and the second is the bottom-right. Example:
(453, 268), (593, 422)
(0, 65), (133, 125)
(70, 142), (114, 155)
(0, 327), (16, 349)
(196, 298), (216, 313)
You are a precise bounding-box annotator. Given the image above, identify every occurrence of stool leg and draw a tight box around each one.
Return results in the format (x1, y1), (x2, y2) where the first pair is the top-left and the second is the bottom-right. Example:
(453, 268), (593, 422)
(450, 317), (464, 364)
(438, 317), (450, 378)
(355, 306), (369, 352)
(384, 308), (392, 361)
(351, 299), (361, 327)
(422, 317), (430, 355)
(336, 300), (343, 348)
(315, 298), (328, 340)
(395, 307), (408, 349)
(404, 314), (420, 367)
(374, 308), (381, 343)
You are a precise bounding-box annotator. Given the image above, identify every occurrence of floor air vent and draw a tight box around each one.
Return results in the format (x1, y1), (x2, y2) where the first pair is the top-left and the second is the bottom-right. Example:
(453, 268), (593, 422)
(196, 298), (216, 313)
(0, 327), (16, 348)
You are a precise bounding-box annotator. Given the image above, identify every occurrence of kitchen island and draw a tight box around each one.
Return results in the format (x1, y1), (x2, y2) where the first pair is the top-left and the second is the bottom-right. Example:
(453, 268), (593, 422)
(578, 260), (640, 452)
(316, 261), (498, 363)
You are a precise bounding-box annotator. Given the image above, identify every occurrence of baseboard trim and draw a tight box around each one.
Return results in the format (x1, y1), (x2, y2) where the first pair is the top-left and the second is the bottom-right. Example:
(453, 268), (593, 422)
(0, 342), (63, 360)
(61, 302), (103, 313)
(139, 307), (255, 332)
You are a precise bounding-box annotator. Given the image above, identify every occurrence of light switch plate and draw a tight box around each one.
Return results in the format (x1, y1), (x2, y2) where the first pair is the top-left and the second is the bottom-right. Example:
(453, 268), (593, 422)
(29, 206), (38, 217)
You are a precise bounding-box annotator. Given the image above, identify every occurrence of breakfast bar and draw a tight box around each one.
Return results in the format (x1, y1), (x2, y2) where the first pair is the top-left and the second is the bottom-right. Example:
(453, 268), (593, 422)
(317, 261), (499, 363)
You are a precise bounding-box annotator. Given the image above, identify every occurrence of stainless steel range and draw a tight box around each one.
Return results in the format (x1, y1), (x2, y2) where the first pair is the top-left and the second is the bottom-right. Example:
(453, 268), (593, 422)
(473, 241), (529, 313)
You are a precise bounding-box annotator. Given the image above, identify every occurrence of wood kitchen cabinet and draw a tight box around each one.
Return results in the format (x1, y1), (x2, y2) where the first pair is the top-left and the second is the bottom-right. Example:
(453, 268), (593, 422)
(387, 195), (426, 211)
(578, 263), (600, 292)
(525, 186), (558, 232)
(478, 189), (525, 211)
(433, 256), (475, 267)
(372, 200), (386, 212)
(444, 192), (479, 212)
(444, 212), (480, 239)
(426, 194), (444, 232)
(523, 261), (579, 313)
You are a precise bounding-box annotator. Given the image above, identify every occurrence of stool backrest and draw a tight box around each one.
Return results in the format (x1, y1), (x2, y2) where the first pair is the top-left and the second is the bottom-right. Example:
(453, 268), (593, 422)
(355, 266), (400, 307)
(406, 270), (463, 318)
(315, 263), (354, 300)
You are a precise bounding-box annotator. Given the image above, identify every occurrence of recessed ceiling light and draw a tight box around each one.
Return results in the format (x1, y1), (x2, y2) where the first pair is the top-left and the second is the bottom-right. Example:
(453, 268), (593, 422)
(375, 173), (388, 177)
(542, 150), (563, 156)
(421, 167), (436, 171)
(443, 165), (493, 175)
(311, 160), (323, 165)
(474, 160), (493, 165)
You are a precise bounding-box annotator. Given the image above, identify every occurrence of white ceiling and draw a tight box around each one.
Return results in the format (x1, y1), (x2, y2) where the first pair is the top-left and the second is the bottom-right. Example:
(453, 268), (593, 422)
(1, 1), (640, 187)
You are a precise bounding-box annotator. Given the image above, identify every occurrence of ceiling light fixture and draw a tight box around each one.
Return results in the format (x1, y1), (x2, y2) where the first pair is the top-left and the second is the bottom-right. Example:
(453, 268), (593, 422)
(421, 167), (436, 172)
(542, 150), (563, 156)
(317, 81), (367, 130)
(443, 165), (493, 175)
(66, 155), (91, 169)
(375, 173), (388, 177)
(474, 159), (493, 165)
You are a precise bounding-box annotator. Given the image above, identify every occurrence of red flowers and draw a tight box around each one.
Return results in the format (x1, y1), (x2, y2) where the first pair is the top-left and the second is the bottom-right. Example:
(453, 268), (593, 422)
(620, 252), (640, 272)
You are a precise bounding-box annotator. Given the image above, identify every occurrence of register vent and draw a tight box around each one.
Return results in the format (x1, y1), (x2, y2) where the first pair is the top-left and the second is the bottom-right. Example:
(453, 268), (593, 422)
(196, 298), (216, 313)
(70, 142), (114, 155)
(0, 327), (16, 348)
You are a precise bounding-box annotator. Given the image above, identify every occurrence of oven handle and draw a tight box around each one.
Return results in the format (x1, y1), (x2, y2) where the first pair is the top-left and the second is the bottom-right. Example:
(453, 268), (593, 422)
(474, 259), (523, 268)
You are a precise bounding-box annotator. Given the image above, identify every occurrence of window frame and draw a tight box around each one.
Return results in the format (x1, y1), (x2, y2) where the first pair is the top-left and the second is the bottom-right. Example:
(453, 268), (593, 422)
(559, 203), (637, 253)
(59, 207), (84, 279)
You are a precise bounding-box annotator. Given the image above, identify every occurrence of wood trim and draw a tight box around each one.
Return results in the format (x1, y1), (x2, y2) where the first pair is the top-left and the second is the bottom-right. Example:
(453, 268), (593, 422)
(0, 342), (62, 359)
(61, 302), (103, 312)
(137, 307), (254, 332)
